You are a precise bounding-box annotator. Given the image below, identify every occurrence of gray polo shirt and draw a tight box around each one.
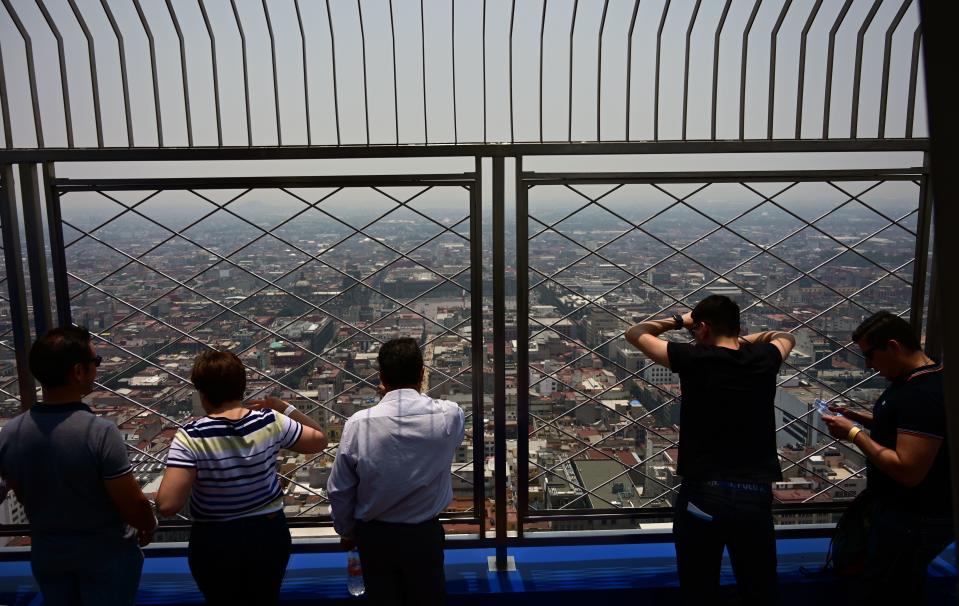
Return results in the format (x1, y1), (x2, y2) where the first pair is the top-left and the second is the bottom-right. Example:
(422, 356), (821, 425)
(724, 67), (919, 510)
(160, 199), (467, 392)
(0, 402), (133, 555)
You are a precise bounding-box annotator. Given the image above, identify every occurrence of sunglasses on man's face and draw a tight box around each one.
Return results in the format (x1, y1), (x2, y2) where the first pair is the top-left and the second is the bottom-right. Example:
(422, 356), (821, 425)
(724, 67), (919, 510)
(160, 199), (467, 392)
(86, 355), (102, 367)
(862, 343), (887, 363)
(687, 322), (703, 338)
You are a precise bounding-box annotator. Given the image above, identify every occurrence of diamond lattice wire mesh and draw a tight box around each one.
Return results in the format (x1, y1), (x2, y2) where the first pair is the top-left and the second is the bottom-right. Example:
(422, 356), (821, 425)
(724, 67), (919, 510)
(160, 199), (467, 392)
(54, 179), (479, 532)
(0, 212), (21, 411)
(0, 294), (19, 408)
(521, 175), (923, 529)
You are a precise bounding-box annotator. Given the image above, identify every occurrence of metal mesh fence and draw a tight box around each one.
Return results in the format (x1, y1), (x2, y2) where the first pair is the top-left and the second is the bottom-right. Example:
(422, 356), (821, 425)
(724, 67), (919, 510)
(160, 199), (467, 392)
(516, 169), (926, 530)
(33, 174), (482, 534)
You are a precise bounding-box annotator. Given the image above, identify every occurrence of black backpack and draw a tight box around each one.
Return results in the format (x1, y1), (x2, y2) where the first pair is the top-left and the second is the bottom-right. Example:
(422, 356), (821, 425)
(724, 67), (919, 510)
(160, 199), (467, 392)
(802, 489), (873, 577)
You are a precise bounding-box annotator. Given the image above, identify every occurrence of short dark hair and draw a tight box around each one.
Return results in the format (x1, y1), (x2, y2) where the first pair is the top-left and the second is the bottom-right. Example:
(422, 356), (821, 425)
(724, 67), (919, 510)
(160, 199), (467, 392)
(852, 311), (920, 352)
(29, 326), (95, 387)
(691, 295), (741, 338)
(377, 338), (424, 389)
(191, 350), (247, 406)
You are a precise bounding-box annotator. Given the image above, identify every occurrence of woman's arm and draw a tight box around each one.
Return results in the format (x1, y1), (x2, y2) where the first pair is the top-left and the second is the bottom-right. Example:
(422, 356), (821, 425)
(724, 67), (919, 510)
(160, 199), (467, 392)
(249, 397), (329, 454)
(155, 467), (197, 517)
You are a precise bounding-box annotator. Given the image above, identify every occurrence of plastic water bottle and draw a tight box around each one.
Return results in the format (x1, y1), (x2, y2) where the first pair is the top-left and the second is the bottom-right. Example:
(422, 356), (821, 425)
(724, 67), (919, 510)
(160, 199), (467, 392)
(347, 549), (365, 597)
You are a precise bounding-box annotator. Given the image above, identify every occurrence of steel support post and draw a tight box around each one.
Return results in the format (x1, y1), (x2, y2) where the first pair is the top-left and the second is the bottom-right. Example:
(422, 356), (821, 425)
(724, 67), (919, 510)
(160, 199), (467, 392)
(919, 1), (959, 595)
(20, 164), (52, 335)
(924, 250), (941, 359)
(0, 165), (36, 408)
(491, 156), (508, 569)
(909, 153), (932, 340)
(515, 156), (529, 538)
(470, 157), (486, 538)
(43, 163), (71, 327)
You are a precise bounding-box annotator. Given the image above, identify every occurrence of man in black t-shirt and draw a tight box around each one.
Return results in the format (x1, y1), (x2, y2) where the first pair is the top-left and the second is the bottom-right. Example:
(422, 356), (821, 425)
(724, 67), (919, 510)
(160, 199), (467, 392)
(626, 295), (795, 605)
(823, 311), (952, 604)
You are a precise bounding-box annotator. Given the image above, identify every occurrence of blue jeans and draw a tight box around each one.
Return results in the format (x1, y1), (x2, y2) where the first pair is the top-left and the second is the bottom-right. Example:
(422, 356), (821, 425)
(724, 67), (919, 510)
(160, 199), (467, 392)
(672, 481), (777, 606)
(852, 504), (954, 605)
(31, 536), (143, 606)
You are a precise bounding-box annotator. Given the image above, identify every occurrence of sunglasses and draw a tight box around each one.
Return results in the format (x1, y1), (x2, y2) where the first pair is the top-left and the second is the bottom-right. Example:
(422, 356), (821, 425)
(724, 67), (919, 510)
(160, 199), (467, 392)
(687, 321), (703, 338)
(85, 355), (103, 367)
(862, 343), (887, 362)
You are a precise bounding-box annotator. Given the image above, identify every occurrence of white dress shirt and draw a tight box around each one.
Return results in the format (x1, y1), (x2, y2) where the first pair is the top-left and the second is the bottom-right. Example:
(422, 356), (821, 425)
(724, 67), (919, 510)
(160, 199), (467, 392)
(327, 389), (466, 538)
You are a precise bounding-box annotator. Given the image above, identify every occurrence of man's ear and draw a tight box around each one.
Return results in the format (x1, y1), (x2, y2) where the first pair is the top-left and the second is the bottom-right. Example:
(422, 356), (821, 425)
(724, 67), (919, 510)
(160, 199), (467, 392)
(69, 362), (86, 384)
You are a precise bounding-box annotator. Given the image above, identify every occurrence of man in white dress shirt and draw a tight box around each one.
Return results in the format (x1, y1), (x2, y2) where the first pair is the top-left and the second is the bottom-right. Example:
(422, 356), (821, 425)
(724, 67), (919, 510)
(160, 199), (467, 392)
(328, 338), (466, 605)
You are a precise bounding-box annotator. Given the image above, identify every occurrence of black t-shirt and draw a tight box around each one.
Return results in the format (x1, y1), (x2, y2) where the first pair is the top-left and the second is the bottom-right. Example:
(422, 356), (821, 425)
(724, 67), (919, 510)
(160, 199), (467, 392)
(868, 362), (951, 514)
(667, 341), (783, 483)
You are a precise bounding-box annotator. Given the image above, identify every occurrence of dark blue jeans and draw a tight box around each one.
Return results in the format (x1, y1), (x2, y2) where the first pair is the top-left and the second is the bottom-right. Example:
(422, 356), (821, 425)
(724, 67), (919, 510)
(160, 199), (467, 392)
(31, 535), (142, 606)
(672, 481), (776, 606)
(188, 511), (292, 606)
(355, 517), (446, 606)
(851, 504), (954, 605)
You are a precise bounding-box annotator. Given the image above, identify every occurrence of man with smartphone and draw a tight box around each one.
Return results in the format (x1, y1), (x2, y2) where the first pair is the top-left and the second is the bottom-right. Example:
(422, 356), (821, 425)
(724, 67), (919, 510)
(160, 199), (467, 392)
(822, 311), (951, 604)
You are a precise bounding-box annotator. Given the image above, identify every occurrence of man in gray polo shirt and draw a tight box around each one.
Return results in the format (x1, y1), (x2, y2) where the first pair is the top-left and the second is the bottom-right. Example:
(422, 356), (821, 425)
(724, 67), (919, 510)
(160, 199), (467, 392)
(0, 326), (157, 605)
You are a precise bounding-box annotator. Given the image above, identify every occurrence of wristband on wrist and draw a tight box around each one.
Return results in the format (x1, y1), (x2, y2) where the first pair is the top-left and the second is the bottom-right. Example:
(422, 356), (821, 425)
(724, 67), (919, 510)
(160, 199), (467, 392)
(671, 313), (684, 330)
(284, 403), (297, 417)
(847, 425), (862, 443)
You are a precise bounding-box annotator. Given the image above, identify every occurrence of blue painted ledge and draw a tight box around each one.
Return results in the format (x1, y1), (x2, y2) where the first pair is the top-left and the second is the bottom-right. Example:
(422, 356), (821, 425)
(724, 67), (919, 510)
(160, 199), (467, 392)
(0, 537), (954, 605)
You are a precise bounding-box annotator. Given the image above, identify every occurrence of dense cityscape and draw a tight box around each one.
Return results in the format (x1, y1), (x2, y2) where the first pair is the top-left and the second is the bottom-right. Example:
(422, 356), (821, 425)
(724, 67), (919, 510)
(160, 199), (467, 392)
(0, 181), (920, 538)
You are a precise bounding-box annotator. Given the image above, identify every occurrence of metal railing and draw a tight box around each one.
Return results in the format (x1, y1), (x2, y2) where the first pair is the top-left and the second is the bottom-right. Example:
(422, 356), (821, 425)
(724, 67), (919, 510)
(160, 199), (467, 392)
(0, 0), (927, 152)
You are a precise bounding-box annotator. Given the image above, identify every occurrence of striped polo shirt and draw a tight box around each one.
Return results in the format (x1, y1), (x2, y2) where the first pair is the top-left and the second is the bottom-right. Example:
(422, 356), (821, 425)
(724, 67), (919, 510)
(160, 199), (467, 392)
(166, 409), (303, 521)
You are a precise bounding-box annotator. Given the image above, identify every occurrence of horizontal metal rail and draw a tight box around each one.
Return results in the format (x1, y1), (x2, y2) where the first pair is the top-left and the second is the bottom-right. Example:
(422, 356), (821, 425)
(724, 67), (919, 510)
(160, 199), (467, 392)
(0, 139), (931, 164)
(521, 168), (925, 185)
(56, 175), (477, 191)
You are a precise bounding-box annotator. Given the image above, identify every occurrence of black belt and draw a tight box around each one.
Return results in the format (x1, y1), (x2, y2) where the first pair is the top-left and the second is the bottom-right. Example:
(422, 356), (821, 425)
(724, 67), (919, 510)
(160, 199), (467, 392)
(691, 479), (771, 493)
(193, 510), (285, 525)
(357, 517), (441, 528)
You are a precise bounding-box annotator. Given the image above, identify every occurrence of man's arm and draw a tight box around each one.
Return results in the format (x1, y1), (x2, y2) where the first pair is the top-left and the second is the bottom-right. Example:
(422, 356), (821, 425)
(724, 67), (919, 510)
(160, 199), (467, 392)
(625, 313), (689, 368)
(98, 423), (157, 538)
(823, 415), (942, 487)
(740, 330), (796, 360)
(104, 473), (159, 532)
(327, 424), (359, 539)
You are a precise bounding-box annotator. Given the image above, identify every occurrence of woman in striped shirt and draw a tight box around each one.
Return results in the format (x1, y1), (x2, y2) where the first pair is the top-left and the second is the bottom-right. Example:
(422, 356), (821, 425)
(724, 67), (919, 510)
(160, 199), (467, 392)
(156, 351), (328, 605)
